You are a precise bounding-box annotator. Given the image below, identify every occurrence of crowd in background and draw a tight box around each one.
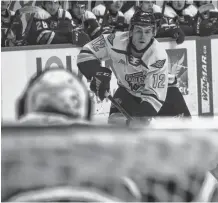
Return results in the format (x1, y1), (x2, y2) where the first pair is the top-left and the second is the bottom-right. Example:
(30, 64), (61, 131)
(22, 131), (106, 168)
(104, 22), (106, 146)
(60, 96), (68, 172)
(1, 0), (218, 47)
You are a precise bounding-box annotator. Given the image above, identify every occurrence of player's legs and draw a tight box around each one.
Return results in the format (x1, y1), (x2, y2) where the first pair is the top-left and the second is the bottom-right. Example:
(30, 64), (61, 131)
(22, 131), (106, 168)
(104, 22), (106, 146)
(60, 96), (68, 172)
(108, 86), (157, 124)
(157, 86), (191, 117)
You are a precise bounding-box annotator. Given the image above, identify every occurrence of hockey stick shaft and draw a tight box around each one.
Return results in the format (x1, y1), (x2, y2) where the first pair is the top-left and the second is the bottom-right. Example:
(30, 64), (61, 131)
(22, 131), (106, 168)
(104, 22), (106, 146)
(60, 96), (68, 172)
(157, 1), (167, 32)
(105, 92), (133, 121)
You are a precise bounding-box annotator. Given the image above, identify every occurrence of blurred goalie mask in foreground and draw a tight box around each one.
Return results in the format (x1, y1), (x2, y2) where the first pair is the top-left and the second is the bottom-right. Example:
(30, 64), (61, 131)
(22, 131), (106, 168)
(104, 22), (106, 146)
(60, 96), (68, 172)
(16, 68), (92, 123)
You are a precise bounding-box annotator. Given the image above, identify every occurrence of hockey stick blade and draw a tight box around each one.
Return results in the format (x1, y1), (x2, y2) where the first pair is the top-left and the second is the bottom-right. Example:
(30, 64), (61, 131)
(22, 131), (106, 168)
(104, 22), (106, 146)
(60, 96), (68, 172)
(105, 92), (133, 121)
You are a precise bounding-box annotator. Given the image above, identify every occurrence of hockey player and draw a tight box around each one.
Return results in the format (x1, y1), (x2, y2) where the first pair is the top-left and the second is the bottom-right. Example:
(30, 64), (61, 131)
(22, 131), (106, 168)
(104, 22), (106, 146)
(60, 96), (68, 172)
(162, 1), (198, 36)
(194, 1), (218, 36)
(27, 0), (74, 45)
(124, 1), (162, 24)
(1, 0), (23, 47)
(68, 1), (101, 41)
(124, 1), (186, 44)
(16, 68), (92, 124)
(92, 1), (128, 33)
(77, 10), (168, 124)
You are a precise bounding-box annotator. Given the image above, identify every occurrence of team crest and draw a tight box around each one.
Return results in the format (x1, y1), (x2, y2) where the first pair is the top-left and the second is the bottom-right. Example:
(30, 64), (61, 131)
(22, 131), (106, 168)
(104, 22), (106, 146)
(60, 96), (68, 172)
(107, 33), (115, 46)
(125, 71), (147, 91)
(128, 55), (141, 66)
(150, 59), (166, 69)
(91, 35), (106, 52)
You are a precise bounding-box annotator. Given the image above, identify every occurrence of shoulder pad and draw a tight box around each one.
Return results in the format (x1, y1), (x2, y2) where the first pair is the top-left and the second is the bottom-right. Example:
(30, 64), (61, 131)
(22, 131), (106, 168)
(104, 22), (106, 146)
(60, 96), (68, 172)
(164, 6), (177, 18)
(9, 10), (15, 16)
(183, 5), (198, 17)
(58, 9), (72, 20)
(65, 10), (72, 20)
(124, 7), (135, 24)
(34, 8), (51, 19)
(118, 11), (124, 17)
(92, 4), (106, 16)
(84, 11), (96, 20)
(153, 4), (162, 13)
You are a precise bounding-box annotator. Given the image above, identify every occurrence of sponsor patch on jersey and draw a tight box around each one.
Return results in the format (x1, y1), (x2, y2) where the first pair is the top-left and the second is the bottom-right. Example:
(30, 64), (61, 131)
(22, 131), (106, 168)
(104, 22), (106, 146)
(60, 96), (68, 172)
(150, 59), (166, 69)
(91, 35), (106, 52)
(107, 33), (115, 46)
(125, 71), (147, 91)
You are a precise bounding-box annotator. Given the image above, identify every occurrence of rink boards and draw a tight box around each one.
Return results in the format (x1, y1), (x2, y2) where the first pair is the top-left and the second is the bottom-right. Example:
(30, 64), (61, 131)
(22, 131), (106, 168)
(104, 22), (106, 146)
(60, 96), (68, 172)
(1, 35), (218, 121)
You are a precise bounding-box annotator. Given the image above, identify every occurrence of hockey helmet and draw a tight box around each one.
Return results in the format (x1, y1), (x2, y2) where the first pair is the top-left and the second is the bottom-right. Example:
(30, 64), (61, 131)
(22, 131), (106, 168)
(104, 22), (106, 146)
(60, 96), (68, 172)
(16, 68), (92, 121)
(130, 9), (157, 33)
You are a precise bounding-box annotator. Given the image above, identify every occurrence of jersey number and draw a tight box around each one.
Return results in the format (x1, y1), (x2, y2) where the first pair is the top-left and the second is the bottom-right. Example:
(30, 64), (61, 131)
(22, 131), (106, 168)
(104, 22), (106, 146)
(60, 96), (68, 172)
(36, 21), (48, 30)
(153, 74), (165, 88)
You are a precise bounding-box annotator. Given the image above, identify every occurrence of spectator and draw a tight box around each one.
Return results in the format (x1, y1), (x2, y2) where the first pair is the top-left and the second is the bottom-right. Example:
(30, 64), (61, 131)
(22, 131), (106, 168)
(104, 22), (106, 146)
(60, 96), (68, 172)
(124, 1), (161, 25)
(27, 0), (74, 45)
(163, 1), (198, 36)
(194, 0), (218, 36)
(92, 1), (127, 33)
(1, 0), (23, 47)
(68, 1), (101, 41)
(16, 68), (92, 125)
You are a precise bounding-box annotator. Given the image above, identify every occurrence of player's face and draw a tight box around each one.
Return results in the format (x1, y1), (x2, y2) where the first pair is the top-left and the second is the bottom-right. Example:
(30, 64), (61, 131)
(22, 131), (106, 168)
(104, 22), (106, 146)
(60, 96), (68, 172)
(110, 0), (124, 13)
(44, 1), (60, 15)
(1, 1), (10, 11)
(172, 1), (186, 11)
(132, 25), (154, 50)
(141, 1), (154, 13)
(72, 4), (86, 19)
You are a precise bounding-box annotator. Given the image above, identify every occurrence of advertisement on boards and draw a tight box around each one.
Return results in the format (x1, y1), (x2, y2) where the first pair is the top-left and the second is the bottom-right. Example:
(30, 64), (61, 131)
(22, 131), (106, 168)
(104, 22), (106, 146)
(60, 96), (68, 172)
(166, 48), (188, 95)
(196, 38), (214, 116)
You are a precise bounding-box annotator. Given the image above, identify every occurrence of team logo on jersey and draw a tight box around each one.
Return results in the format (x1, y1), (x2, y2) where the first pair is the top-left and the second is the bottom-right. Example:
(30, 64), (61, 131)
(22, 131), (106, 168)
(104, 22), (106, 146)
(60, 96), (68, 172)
(125, 71), (147, 91)
(91, 35), (106, 52)
(107, 33), (115, 46)
(50, 21), (58, 29)
(128, 55), (141, 66)
(150, 59), (166, 69)
(118, 59), (125, 65)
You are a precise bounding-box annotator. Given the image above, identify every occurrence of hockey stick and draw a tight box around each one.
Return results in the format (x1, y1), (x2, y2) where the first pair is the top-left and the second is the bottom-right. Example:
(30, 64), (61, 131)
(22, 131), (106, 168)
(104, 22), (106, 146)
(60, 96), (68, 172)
(99, 1), (112, 33)
(104, 91), (134, 121)
(158, 1), (167, 30)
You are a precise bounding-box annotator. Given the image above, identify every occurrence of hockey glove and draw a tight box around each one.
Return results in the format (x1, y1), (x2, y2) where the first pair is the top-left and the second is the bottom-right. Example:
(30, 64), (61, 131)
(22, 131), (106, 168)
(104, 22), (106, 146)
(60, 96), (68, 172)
(71, 30), (91, 47)
(90, 67), (112, 101)
(171, 27), (185, 45)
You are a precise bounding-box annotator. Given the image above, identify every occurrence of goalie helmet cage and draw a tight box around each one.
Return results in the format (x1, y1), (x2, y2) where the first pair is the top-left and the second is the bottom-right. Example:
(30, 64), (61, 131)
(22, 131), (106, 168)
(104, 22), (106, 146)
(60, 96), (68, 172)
(1, 119), (218, 202)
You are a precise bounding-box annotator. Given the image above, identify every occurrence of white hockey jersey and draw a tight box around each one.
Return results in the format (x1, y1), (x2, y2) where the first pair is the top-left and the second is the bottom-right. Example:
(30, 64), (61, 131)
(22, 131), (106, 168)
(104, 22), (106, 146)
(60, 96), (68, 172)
(77, 32), (168, 112)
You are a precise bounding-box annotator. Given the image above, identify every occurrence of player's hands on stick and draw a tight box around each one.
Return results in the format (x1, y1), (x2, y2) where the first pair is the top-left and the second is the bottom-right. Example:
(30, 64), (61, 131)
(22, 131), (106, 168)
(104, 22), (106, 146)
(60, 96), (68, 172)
(90, 67), (112, 101)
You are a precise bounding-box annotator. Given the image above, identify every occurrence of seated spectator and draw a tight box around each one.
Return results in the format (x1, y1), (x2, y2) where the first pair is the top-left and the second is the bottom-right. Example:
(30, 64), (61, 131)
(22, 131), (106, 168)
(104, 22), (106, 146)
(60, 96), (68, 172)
(163, 1), (198, 36)
(92, 1), (127, 33)
(1, 0), (23, 47)
(194, 1), (218, 36)
(16, 68), (92, 125)
(27, 0), (74, 45)
(68, 1), (101, 41)
(124, 1), (161, 25)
